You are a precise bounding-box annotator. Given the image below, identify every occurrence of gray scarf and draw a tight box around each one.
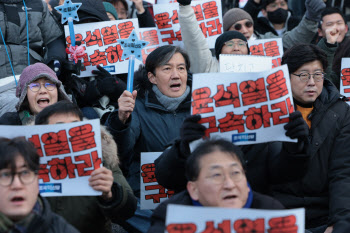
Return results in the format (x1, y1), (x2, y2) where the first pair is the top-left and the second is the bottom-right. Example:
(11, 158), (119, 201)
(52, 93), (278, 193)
(152, 85), (190, 112)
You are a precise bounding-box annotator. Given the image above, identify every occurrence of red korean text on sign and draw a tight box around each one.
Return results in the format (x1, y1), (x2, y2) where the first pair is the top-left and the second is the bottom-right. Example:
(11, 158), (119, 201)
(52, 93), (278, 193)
(68, 124), (96, 152)
(192, 87), (214, 115)
(200, 19), (222, 38)
(155, 12), (172, 29)
(341, 68), (350, 93)
(250, 43), (264, 56)
(141, 163), (157, 183)
(192, 4), (204, 21)
(84, 29), (103, 47)
(41, 130), (70, 156)
(239, 78), (268, 106)
(233, 218), (265, 233)
(106, 45), (123, 63)
(268, 215), (298, 233)
(200, 220), (231, 233)
(199, 116), (219, 137)
(266, 70), (288, 100)
(142, 30), (159, 46)
(89, 50), (107, 66)
(167, 223), (197, 233)
(145, 185), (174, 203)
(101, 25), (119, 45)
(244, 105), (272, 130)
(264, 41), (280, 57)
(118, 21), (134, 39)
(171, 10), (179, 24)
(202, 1), (219, 19)
(28, 135), (43, 157)
(39, 151), (101, 182)
(66, 33), (84, 47)
(218, 112), (245, 133)
(160, 30), (182, 44)
(213, 83), (241, 108)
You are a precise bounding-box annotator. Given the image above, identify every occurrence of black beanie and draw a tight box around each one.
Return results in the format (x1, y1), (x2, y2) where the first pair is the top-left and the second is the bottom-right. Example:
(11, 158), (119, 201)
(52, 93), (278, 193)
(214, 31), (250, 60)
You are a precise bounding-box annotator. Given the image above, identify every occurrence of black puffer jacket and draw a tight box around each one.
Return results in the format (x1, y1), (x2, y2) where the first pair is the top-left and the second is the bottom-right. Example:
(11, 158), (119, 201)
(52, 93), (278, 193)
(0, 0), (65, 78)
(271, 79), (350, 231)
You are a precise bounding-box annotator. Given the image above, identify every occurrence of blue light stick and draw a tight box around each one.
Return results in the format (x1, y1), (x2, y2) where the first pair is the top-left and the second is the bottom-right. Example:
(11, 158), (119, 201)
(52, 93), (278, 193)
(127, 55), (135, 92)
(68, 18), (76, 47)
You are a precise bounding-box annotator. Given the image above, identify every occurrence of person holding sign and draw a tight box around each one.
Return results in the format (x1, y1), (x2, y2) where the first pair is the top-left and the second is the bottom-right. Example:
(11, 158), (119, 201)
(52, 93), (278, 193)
(178, 0), (326, 74)
(106, 45), (192, 232)
(0, 63), (71, 125)
(35, 101), (137, 233)
(0, 137), (79, 233)
(270, 43), (350, 233)
(148, 139), (284, 233)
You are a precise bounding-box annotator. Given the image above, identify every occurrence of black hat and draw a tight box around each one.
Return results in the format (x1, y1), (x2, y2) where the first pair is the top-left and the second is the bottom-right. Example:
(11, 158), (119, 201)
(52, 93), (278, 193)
(214, 31), (249, 60)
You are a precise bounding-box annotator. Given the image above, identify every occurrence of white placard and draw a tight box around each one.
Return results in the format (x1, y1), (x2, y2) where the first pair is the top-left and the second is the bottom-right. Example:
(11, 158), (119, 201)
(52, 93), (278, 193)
(166, 205), (305, 233)
(340, 58), (350, 105)
(248, 38), (284, 68)
(219, 54), (273, 73)
(0, 119), (102, 196)
(138, 27), (162, 63)
(153, 0), (222, 48)
(64, 19), (142, 77)
(140, 152), (174, 210)
(191, 65), (297, 145)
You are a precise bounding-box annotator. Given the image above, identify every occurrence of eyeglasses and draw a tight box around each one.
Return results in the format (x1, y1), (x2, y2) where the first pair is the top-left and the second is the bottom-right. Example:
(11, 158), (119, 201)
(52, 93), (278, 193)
(224, 41), (248, 48)
(292, 72), (325, 82)
(233, 21), (253, 31)
(0, 169), (37, 187)
(206, 169), (244, 185)
(28, 82), (56, 92)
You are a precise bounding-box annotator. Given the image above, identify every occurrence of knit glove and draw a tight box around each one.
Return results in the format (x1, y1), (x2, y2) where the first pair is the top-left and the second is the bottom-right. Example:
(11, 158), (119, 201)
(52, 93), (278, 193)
(283, 111), (309, 153)
(179, 114), (206, 156)
(93, 66), (126, 101)
(304, 0), (326, 22)
(177, 0), (191, 6)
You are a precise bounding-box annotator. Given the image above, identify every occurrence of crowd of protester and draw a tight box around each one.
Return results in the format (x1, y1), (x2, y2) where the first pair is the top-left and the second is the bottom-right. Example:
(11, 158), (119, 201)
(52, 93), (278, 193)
(0, 0), (350, 232)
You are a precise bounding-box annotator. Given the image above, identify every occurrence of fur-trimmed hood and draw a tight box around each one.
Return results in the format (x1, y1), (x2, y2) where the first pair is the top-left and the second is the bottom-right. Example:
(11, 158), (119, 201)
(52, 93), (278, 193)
(100, 125), (119, 169)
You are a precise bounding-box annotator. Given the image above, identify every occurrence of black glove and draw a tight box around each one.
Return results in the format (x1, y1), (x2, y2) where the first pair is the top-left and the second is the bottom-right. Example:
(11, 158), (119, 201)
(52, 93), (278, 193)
(177, 0), (191, 6)
(305, 0), (326, 22)
(179, 114), (206, 156)
(283, 111), (309, 153)
(93, 66), (126, 101)
(284, 111), (309, 141)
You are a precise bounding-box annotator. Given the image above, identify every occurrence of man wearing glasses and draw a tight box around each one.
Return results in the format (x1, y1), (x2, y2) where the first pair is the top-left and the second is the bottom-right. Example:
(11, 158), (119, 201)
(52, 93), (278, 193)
(0, 137), (78, 233)
(269, 36), (350, 232)
(148, 139), (284, 233)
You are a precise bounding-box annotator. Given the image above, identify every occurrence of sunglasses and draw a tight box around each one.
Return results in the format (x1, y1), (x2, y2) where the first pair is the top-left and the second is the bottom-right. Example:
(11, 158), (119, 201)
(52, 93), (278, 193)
(233, 21), (253, 31)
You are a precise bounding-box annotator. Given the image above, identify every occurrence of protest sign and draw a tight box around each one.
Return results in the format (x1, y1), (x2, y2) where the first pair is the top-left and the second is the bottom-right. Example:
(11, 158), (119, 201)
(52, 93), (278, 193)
(166, 205), (305, 233)
(153, 0), (223, 48)
(140, 152), (174, 210)
(340, 58), (350, 104)
(138, 27), (162, 63)
(0, 119), (102, 196)
(191, 65), (296, 145)
(248, 38), (283, 68)
(219, 54), (272, 73)
(64, 19), (142, 77)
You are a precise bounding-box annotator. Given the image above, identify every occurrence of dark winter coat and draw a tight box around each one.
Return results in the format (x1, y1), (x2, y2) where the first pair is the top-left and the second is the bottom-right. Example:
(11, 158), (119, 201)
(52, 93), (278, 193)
(0, 112), (21, 125)
(155, 140), (309, 195)
(47, 127), (137, 233)
(243, 0), (301, 36)
(0, 195), (79, 233)
(106, 74), (192, 197)
(0, 0), (65, 78)
(147, 190), (284, 233)
(271, 79), (350, 231)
